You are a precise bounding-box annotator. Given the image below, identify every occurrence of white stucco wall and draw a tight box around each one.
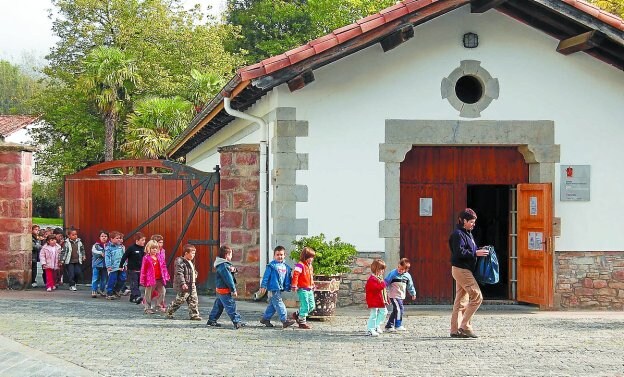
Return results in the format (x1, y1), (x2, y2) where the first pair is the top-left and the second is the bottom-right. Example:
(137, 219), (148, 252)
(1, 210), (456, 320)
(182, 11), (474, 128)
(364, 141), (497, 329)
(186, 5), (624, 252)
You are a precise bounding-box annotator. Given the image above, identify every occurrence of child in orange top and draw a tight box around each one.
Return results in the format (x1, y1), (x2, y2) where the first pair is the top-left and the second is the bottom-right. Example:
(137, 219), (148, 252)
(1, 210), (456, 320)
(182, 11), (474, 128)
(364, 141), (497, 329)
(365, 259), (388, 337)
(291, 247), (315, 329)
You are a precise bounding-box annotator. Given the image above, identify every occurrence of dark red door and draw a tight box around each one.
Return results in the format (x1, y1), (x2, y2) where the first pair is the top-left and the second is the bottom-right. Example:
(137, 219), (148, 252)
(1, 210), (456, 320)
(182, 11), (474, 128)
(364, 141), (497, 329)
(400, 147), (528, 304)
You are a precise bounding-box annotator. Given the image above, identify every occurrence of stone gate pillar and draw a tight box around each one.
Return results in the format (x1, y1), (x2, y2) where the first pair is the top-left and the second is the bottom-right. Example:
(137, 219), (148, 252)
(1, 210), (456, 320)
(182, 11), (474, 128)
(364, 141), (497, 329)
(0, 142), (35, 289)
(218, 144), (260, 297)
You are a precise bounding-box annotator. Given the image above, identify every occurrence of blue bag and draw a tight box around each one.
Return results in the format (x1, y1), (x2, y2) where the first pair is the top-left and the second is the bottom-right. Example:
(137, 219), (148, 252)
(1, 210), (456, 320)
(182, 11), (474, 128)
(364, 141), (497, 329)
(475, 246), (499, 285)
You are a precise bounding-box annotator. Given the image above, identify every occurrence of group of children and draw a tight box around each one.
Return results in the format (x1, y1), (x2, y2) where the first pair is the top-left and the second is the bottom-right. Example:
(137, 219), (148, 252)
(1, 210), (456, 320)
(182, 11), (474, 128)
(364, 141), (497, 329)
(33, 224), (417, 335)
(35, 226), (87, 292)
(206, 244), (317, 330)
(220, 244), (417, 336)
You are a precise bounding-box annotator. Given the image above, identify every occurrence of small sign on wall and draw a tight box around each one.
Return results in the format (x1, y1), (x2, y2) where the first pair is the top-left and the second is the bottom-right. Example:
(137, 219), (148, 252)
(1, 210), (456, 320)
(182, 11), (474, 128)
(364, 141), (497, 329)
(560, 165), (590, 201)
(420, 198), (432, 216)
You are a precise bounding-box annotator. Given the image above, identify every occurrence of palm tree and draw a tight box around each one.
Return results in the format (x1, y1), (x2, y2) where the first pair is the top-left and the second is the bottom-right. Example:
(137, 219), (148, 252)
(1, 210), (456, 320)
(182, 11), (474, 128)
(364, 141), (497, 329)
(121, 96), (193, 159)
(78, 46), (138, 161)
(187, 69), (223, 112)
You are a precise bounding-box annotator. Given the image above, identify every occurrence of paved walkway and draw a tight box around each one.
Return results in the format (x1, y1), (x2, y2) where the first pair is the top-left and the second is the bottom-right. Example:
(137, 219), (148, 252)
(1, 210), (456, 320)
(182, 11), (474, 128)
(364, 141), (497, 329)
(0, 288), (623, 376)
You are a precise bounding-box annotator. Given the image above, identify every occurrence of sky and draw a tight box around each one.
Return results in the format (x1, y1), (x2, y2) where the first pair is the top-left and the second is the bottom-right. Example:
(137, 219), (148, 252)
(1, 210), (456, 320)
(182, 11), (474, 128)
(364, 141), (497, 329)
(0, 0), (226, 64)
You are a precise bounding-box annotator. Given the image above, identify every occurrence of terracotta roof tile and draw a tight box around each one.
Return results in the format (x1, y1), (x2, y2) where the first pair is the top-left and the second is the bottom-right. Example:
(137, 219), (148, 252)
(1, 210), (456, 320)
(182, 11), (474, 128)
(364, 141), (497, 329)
(380, 3), (410, 23)
(0, 115), (38, 137)
(285, 46), (317, 65)
(357, 14), (387, 33)
(236, 0), (623, 83)
(562, 0), (624, 30)
(335, 25), (363, 43)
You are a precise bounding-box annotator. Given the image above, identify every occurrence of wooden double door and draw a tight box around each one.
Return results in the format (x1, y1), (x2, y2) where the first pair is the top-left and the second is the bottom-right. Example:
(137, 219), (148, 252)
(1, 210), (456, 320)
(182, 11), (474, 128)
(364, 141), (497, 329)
(400, 146), (553, 306)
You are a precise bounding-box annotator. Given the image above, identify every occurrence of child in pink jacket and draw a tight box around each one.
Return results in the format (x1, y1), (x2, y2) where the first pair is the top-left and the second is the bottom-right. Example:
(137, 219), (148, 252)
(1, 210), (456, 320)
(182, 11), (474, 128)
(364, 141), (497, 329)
(140, 240), (170, 314)
(39, 235), (61, 291)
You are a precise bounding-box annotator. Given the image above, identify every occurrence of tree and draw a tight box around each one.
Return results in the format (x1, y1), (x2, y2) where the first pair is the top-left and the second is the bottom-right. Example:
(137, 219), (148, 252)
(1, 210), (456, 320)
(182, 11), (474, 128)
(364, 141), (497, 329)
(0, 60), (41, 114)
(225, 0), (396, 63)
(29, 83), (104, 180)
(587, 0), (624, 18)
(78, 46), (138, 161)
(121, 97), (193, 159)
(187, 69), (224, 111)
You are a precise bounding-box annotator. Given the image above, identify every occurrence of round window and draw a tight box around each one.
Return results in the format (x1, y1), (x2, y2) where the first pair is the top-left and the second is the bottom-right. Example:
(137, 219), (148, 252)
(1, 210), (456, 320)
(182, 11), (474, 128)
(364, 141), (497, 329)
(455, 75), (483, 104)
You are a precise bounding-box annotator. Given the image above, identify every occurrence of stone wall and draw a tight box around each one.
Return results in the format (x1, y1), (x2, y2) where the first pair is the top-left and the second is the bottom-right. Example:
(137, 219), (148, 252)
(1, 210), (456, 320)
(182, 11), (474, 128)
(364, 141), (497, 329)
(0, 144), (34, 289)
(339, 252), (383, 307)
(556, 251), (624, 310)
(218, 144), (260, 298)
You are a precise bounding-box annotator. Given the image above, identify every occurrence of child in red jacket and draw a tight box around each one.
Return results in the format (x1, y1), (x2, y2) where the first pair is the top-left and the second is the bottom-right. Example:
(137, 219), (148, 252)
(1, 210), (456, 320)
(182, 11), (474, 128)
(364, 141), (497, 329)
(365, 259), (387, 337)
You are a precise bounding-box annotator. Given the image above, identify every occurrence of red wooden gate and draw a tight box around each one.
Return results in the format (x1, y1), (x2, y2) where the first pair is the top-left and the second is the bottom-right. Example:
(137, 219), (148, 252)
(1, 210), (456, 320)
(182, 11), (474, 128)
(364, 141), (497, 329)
(400, 147), (528, 304)
(64, 160), (219, 290)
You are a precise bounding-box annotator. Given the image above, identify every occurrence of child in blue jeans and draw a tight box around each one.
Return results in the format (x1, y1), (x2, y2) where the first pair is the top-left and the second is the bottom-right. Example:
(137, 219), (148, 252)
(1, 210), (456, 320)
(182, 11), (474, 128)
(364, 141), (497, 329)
(207, 245), (246, 329)
(384, 258), (417, 331)
(259, 246), (296, 329)
(105, 231), (126, 300)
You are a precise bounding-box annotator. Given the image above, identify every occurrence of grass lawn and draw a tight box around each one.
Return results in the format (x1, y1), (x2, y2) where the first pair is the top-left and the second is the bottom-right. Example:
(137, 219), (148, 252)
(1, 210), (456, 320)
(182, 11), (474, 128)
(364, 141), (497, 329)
(32, 217), (63, 226)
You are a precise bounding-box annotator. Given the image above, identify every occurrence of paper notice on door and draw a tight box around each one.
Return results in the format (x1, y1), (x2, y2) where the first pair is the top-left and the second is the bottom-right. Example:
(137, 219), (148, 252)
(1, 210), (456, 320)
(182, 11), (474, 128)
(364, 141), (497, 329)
(419, 198), (432, 216)
(528, 231), (543, 250)
(529, 196), (538, 216)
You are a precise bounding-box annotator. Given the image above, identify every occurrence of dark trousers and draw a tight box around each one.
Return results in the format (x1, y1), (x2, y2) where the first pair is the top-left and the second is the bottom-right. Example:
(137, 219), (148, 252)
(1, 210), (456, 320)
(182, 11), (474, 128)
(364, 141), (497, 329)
(106, 270), (126, 295)
(209, 293), (241, 324)
(31, 260), (38, 284)
(64, 263), (83, 287)
(386, 298), (405, 328)
(128, 270), (141, 300)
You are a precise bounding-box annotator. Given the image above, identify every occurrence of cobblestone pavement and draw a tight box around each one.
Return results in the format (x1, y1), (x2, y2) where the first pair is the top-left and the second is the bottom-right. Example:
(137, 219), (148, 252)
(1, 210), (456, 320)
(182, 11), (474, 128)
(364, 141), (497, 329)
(0, 288), (623, 377)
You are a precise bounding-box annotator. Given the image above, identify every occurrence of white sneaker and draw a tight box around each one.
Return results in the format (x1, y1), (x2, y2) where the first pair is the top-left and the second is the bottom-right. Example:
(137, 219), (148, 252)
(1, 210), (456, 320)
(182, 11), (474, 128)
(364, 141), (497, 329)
(366, 329), (379, 337)
(46, 287), (52, 292)
(31, 282), (38, 288)
(376, 326), (384, 334)
(395, 326), (407, 331)
(69, 286), (77, 291)
(386, 327), (397, 332)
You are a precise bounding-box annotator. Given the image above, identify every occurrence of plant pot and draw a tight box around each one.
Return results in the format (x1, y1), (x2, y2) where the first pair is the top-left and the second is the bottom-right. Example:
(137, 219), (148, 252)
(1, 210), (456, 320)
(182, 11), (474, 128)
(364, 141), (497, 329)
(309, 275), (340, 318)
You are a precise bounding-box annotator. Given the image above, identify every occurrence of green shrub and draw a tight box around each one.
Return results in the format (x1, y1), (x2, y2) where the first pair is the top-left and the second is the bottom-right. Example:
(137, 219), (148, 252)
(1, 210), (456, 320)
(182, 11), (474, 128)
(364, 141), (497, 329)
(290, 233), (358, 276)
(32, 179), (62, 218)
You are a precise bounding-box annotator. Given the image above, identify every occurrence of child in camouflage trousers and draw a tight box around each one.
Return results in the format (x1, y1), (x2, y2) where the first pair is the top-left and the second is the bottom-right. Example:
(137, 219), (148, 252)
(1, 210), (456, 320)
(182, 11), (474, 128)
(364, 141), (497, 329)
(166, 244), (202, 320)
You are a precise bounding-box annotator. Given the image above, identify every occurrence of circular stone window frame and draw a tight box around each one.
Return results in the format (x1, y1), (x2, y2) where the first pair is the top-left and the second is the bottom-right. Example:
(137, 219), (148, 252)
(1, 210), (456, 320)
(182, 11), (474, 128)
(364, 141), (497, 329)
(441, 60), (499, 118)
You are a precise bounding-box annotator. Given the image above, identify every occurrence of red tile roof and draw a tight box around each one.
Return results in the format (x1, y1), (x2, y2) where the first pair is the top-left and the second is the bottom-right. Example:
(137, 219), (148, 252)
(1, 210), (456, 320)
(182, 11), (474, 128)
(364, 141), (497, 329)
(237, 0), (624, 82)
(562, 0), (624, 30)
(0, 115), (38, 138)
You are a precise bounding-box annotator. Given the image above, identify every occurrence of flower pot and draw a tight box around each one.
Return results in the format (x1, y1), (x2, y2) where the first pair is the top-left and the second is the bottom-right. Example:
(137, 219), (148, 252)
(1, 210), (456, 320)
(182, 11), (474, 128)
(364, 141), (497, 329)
(309, 275), (340, 318)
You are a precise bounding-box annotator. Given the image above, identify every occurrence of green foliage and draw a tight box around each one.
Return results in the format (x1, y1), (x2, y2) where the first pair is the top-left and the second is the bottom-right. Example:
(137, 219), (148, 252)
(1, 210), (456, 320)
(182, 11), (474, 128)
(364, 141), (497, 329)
(29, 83), (105, 179)
(290, 233), (358, 276)
(29, 0), (245, 176)
(32, 217), (64, 226)
(587, 0), (624, 18)
(121, 96), (194, 159)
(225, 0), (396, 63)
(0, 60), (41, 114)
(32, 180), (63, 218)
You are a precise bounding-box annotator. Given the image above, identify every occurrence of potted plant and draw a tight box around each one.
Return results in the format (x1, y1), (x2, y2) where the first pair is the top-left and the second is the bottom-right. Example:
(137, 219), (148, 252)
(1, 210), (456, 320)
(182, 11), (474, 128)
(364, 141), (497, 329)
(290, 233), (358, 318)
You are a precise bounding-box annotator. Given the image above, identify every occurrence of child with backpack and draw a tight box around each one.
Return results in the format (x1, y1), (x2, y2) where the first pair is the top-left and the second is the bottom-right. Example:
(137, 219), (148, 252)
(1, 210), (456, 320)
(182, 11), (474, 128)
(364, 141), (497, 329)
(258, 245), (296, 329)
(91, 230), (109, 297)
(140, 240), (170, 314)
(165, 244), (202, 320)
(207, 245), (246, 329)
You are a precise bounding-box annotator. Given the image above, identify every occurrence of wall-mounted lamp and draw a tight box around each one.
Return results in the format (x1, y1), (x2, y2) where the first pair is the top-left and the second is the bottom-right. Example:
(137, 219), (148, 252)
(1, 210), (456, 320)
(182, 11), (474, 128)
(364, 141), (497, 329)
(463, 32), (479, 48)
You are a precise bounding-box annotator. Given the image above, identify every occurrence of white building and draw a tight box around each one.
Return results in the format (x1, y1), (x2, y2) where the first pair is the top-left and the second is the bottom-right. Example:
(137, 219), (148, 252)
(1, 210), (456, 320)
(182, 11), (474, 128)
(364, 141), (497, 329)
(169, 0), (624, 309)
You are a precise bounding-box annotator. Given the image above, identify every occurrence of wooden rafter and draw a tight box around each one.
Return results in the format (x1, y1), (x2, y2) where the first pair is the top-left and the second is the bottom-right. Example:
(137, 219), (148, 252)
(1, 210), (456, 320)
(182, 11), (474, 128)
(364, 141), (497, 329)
(557, 30), (603, 55)
(287, 71), (315, 92)
(471, 0), (508, 13)
(380, 24), (414, 52)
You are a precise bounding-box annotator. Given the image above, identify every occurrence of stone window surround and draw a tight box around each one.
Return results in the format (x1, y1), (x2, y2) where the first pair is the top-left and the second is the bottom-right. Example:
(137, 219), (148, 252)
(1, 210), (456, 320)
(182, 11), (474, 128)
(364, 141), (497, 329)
(441, 60), (499, 118)
(378, 119), (560, 270)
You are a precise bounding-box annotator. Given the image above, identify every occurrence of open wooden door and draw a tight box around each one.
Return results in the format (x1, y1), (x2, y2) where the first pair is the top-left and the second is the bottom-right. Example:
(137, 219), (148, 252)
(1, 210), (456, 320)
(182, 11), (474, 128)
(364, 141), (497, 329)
(517, 183), (553, 307)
